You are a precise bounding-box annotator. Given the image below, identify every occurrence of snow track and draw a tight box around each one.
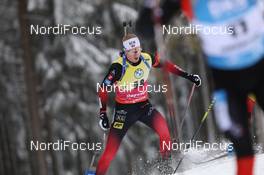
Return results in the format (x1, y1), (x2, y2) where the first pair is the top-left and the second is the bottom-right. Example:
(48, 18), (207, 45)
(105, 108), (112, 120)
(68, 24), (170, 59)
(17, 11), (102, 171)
(175, 154), (264, 175)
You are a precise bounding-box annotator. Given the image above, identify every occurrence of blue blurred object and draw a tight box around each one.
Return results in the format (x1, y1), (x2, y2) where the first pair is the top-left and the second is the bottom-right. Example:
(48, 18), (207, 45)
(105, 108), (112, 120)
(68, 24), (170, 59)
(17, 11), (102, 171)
(84, 170), (96, 175)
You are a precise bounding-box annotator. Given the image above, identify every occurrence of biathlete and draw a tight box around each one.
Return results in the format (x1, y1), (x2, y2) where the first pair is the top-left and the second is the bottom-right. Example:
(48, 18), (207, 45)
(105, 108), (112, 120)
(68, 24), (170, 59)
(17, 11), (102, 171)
(96, 33), (201, 175)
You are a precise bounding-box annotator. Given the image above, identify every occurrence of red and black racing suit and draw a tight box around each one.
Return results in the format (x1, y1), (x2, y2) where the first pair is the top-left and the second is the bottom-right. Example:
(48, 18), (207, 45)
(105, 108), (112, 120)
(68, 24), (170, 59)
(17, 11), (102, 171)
(96, 52), (194, 175)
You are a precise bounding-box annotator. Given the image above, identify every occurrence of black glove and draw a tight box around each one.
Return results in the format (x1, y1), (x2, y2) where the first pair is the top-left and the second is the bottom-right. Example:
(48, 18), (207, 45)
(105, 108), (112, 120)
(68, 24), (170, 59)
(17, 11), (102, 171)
(99, 112), (109, 131)
(188, 74), (201, 87)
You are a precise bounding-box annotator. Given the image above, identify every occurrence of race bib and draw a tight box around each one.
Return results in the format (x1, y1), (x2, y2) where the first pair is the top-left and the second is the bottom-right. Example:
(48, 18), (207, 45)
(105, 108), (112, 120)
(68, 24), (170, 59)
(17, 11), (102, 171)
(193, 0), (264, 69)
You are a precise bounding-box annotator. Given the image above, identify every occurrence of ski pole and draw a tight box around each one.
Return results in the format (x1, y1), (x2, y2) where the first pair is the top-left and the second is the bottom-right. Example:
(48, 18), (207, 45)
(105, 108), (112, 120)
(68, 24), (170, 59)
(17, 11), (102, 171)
(87, 151), (98, 174)
(190, 99), (215, 141)
(103, 132), (106, 149)
(87, 132), (107, 175)
(173, 98), (216, 174)
(178, 83), (196, 141)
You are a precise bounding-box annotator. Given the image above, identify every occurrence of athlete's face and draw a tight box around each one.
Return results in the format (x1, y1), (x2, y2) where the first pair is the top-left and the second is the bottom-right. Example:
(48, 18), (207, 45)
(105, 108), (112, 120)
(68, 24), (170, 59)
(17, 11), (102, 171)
(125, 47), (141, 63)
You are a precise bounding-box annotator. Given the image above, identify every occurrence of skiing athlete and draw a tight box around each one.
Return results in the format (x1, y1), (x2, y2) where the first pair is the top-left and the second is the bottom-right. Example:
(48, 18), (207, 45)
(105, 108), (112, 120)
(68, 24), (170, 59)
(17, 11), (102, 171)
(136, 0), (264, 175)
(96, 33), (201, 175)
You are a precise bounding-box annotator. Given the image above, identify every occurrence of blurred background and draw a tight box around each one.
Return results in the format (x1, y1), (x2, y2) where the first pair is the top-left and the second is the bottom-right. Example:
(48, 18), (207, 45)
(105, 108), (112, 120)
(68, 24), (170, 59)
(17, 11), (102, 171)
(1, 0), (264, 175)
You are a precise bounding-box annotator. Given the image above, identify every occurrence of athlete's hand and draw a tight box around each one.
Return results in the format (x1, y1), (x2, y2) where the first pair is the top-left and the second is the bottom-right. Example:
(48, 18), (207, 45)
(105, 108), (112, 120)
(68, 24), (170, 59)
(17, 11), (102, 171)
(99, 112), (110, 131)
(188, 74), (201, 87)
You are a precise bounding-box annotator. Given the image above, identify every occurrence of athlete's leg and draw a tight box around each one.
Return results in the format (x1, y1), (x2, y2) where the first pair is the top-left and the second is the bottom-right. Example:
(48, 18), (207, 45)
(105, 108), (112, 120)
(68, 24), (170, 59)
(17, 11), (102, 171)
(96, 127), (126, 175)
(213, 89), (254, 175)
(139, 103), (171, 157)
(96, 105), (136, 175)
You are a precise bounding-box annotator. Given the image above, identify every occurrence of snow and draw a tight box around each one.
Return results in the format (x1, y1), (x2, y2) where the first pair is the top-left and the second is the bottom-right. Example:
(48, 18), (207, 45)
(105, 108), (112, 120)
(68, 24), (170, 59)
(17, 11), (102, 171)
(45, 92), (66, 112)
(105, 48), (120, 62)
(143, 145), (264, 175)
(112, 3), (138, 23)
(175, 154), (264, 175)
(79, 2), (95, 15)
(36, 53), (49, 71)
(54, 0), (63, 24)
(28, 0), (45, 11)
(67, 36), (109, 74)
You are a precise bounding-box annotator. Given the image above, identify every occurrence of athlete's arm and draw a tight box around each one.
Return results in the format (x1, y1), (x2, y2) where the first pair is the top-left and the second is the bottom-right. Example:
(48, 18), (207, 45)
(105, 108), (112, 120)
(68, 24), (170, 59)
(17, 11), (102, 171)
(150, 52), (188, 76)
(98, 63), (122, 113)
(163, 60), (201, 86)
(150, 53), (201, 86)
(98, 63), (122, 130)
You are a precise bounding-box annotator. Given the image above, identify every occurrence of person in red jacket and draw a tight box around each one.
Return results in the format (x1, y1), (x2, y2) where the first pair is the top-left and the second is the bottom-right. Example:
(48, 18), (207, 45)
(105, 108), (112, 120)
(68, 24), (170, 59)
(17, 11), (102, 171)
(96, 33), (201, 175)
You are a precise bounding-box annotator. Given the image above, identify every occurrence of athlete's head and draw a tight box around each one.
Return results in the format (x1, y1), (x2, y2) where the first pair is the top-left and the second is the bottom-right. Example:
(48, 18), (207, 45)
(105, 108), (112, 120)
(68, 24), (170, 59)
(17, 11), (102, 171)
(122, 33), (142, 63)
